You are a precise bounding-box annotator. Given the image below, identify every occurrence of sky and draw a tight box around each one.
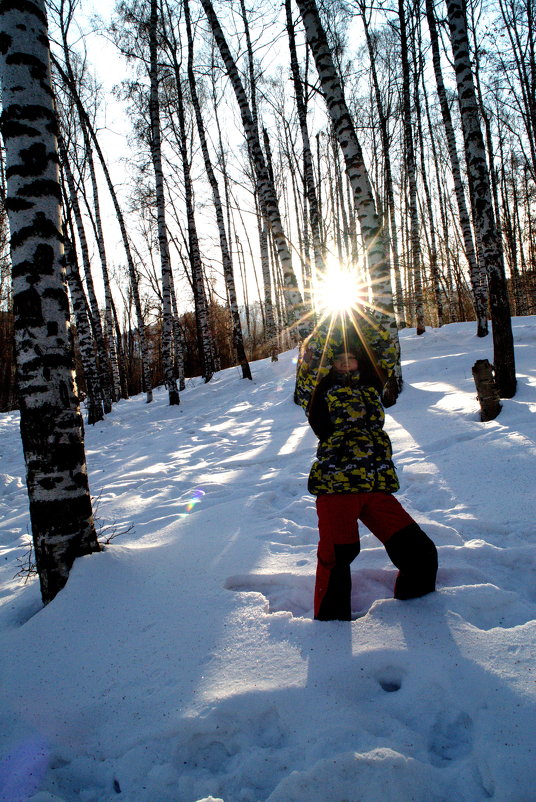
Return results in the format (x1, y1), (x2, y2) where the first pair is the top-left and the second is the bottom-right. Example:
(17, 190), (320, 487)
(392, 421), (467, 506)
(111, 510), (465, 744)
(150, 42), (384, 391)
(46, 0), (344, 317)
(1, 315), (535, 800)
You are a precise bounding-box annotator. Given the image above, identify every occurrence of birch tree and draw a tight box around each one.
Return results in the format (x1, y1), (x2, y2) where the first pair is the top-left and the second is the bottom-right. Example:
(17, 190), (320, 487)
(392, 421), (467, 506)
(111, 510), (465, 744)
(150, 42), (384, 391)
(54, 1), (119, 404)
(62, 197), (104, 426)
(0, 0), (100, 603)
(396, 0), (424, 334)
(445, 0), (516, 397)
(199, 0), (310, 338)
(424, 0), (487, 335)
(285, 0), (325, 288)
(57, 126), (114, 412)
(81, 121), (124, 402)
(293, 0), (401, 376)
(183, 0), (251, 380)
(161, 21), (216, 383)
(357, 1), (405, 325)
(51, 55), (154, 403)
(149, 0), (179, 404)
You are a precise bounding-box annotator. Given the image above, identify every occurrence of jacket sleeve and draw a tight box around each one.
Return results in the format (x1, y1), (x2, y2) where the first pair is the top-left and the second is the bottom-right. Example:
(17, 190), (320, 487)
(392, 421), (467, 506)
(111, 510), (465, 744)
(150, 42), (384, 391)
(306, 375), (334, 440)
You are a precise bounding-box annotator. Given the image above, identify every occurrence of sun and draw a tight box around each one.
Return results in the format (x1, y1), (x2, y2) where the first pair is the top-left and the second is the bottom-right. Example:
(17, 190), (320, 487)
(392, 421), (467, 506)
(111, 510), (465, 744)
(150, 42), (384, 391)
(315, 263), (365, 315)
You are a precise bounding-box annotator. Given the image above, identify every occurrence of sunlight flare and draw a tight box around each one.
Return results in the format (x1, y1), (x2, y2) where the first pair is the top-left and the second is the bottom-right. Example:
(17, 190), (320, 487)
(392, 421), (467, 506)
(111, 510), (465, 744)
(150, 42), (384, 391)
(315, 262), (366, 316)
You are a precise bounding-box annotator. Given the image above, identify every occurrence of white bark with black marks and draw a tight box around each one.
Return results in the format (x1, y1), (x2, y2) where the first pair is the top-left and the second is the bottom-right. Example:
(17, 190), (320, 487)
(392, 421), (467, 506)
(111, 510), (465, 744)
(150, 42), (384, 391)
(184, 0), (251, 380)
(425, 0), (488, 336)
(149, 0), (179, 405)
(446, 0), (516, 397)
(168, 43), (216, 383)
(83, 128), (123, 402)
(199, 0), (310, 338)
(358, 2), (404, 326)
(398, 0), (424, 334)
(51, 55), (154, 403)
(63, 215), (104, 426)
(0, 0), (100, 604)
(285, 0), (325, 290)
(57, 127), (113, 412)
(294, 0), (400, 387)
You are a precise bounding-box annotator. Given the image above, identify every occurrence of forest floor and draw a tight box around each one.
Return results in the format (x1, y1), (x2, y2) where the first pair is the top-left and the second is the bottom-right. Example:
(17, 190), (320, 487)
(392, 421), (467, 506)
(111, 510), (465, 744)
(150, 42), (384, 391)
(1, 317), (535, 801)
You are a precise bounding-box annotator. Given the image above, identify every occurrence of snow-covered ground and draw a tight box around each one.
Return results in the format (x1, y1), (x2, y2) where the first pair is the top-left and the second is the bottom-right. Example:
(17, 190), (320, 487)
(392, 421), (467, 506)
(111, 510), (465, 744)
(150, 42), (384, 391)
(1, 317), (535, 802)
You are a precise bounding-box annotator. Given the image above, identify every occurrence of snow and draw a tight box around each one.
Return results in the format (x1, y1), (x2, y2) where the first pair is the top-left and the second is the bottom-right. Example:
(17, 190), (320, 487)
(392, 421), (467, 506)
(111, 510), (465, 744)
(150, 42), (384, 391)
(1, 317), (536, 802)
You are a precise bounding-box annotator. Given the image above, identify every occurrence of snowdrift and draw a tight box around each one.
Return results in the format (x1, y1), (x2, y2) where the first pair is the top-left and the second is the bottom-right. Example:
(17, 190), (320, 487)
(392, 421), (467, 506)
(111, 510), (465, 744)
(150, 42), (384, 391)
(1, 318), (535, 801)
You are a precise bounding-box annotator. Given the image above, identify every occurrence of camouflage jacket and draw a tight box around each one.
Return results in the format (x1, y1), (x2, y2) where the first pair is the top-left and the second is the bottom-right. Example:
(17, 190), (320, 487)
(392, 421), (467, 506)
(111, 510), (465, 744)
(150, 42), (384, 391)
(294, 312), (398, 412)
(307, 369), (400, 496)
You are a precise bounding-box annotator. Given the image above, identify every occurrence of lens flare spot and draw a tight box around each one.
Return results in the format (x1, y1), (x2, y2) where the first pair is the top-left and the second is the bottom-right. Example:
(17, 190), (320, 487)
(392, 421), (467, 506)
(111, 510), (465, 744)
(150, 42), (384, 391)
(178, 488), (206, 517)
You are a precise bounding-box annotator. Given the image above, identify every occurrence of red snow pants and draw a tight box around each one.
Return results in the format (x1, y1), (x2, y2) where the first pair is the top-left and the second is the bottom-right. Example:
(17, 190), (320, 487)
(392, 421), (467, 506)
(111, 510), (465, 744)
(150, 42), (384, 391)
(314, 492), (415, 620)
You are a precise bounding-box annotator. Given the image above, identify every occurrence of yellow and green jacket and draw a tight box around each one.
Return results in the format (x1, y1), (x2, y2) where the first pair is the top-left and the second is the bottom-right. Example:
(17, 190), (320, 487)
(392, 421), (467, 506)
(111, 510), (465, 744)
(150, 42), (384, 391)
(294, 312), (398, 412)
(307, 368), (400, 496)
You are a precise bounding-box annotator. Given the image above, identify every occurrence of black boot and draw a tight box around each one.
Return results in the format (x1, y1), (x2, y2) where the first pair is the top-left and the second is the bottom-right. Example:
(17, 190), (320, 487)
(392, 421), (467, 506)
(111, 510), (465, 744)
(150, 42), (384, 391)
(385, 523), (438, 600)
(315, 542), (360, 621)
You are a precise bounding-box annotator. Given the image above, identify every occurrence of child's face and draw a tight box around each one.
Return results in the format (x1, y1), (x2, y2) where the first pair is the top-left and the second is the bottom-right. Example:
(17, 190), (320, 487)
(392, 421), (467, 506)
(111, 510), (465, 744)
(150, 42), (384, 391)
(333, 353), (358, 373)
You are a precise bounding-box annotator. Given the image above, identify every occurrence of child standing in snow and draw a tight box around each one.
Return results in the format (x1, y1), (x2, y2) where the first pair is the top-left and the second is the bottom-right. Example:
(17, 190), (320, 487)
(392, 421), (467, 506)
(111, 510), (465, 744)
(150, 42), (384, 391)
(306, 340), (438, 621)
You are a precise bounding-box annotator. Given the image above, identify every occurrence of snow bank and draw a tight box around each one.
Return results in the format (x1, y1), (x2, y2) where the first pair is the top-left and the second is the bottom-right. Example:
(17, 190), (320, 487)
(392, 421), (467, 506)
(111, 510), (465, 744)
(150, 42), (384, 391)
(1, 318), (535, 801)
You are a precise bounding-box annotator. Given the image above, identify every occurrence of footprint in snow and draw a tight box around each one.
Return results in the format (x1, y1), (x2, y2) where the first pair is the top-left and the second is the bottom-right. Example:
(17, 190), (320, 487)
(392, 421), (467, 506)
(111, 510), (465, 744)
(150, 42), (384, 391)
(428, 710), (474, 766)
(225, 574), (313, 617)
(376, 666), (405, 693)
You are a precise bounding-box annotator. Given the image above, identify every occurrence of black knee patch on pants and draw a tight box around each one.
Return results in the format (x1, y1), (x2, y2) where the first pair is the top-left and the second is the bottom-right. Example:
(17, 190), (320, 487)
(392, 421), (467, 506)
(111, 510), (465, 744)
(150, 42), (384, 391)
(315, 542), (360, 621)
(335, 541), (361, 564)
(385, 523), (438, 600)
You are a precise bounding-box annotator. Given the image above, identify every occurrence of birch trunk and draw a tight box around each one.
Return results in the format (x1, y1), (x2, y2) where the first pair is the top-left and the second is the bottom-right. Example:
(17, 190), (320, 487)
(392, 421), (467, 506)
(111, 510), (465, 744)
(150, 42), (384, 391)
(446, 0), (516, 397)
(184, 0), (251, 380)
(149, 0), (179, 405)
(425, 0), (487, 334)
(285, 0), (325, 288)
(426, 0), (488, 328)
(56, 9), (121, 399)
(110, 296), (129, 398)
(169, 276), (185, 390)
(51, 56), (153, 403)
(168, 48), (215, 383)
(0, 0), (100, 604)
(359, 6), (405, 325)
(83, 127), (123, 403)
(413, 42), (443, 327)
(64, 232), (103, 425)
(294, 0), (400, 379)
(57, 128), (113, 412)
(398, 0), (425, 334)
(199, 0), (309, 337)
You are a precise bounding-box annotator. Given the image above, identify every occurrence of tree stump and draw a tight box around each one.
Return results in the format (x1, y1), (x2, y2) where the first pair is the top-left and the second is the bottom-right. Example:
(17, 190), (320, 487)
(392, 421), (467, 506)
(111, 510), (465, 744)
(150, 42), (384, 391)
(472, 359), (502, 421)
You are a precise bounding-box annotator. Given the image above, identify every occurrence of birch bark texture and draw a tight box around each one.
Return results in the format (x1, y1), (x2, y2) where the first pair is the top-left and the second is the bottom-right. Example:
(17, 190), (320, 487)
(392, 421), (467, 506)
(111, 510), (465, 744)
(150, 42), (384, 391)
(183, 0), (251, 380)
(63, 228), (104, 426)
(293, 0), (396, 329)
(0, 0), (100, 604)
(199, 0), (310, 338)
(424, 0), (488, 337)
(57, 127), (113, 413)
(445, 0), (516, 397)
(169, 45), (216, 383)
(148, 0), (179, 404)
(294, 0), (400, 400)
(358, 2), (404, 326)
(398, 0), (425, 335)
(284, 0), (325, 287)
(51, 55), (154, 404)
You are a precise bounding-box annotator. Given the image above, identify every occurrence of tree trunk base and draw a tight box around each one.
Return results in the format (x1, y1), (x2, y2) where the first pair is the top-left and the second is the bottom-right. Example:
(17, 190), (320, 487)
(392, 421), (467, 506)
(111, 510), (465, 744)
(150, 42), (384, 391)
(472, 359), (502, 421)
(382, 374), (399, 408)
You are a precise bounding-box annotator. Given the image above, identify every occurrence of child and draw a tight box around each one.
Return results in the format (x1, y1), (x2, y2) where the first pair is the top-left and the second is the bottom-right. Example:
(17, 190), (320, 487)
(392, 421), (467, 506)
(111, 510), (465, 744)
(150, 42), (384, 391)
(307, 340), (438, 621)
